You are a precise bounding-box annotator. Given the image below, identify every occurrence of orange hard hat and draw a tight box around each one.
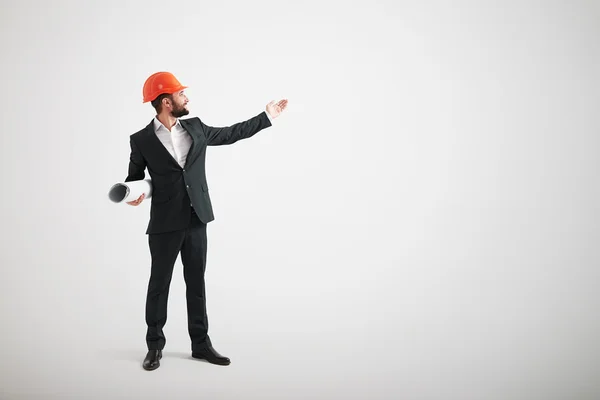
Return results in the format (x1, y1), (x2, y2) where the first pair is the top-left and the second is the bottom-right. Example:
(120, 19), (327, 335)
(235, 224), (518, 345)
(142, 72), (188, 103)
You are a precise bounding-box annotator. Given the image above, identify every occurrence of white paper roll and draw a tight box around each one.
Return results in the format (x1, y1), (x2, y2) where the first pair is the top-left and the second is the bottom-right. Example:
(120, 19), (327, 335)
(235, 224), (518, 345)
(108, 179), (153, 203)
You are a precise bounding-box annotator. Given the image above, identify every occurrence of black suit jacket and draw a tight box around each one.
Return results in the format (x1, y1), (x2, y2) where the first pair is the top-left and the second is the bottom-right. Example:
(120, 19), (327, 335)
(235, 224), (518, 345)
(125, 111), (272, 234)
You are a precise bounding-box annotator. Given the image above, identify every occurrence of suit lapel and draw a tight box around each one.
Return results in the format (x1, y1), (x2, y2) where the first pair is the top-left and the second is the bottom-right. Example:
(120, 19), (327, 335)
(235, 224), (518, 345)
(143, 118), (203, 169)
(143, 119), (183, 169)
(181, 118), (202, 169)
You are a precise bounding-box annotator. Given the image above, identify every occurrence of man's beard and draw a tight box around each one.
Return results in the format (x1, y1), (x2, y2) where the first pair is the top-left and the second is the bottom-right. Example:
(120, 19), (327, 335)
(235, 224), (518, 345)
(171, 103), (189, 118)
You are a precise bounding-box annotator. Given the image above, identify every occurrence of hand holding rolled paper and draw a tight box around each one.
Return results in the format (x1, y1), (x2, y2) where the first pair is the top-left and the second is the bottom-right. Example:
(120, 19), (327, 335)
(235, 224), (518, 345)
(127, 193), (145, 206)
(108, 179), (153, 204)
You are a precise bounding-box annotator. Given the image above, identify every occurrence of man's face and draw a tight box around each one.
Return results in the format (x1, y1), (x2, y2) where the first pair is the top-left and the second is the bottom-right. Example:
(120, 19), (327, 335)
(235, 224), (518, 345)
(170, 90), (189, 118)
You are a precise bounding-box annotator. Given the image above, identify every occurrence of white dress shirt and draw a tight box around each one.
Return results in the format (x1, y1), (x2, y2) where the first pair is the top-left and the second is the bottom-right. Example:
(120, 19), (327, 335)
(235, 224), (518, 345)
(153, 111), (273, 168)
(153, 118), (192, 168)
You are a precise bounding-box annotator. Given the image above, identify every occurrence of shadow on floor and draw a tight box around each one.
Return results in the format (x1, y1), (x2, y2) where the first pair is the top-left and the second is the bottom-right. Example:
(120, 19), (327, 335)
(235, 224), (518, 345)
(106, 349), (197, 363)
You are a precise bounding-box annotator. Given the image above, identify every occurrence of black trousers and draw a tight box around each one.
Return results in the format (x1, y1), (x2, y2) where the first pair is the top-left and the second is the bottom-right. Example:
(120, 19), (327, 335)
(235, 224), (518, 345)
(145, 208), (212, 352)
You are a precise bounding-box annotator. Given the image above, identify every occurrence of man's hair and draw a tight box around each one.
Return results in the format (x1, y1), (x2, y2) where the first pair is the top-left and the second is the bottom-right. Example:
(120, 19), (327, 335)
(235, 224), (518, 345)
(151, 93), (173, 114)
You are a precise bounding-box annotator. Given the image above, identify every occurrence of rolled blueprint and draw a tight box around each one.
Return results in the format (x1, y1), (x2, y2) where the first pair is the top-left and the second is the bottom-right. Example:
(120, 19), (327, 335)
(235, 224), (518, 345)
(108, 179), (153, 203)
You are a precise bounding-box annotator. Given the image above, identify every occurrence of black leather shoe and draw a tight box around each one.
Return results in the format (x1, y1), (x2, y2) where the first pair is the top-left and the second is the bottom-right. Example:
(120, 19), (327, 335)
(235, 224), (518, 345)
(143, 350), (162, 371)
(192, 346), (230, 365)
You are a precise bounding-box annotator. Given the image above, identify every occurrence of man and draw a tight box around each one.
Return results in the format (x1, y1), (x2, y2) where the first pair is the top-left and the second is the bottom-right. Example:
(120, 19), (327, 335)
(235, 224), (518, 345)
(124, 71), (288, 371)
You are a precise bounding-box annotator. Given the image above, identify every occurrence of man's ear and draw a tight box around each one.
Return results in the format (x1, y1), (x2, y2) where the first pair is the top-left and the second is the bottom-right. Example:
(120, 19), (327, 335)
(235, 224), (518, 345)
(163, 97), (171, 109)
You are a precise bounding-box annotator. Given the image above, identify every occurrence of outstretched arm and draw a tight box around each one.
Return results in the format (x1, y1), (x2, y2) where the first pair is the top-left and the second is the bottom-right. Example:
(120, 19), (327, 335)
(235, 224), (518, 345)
(201, 99), (288, 146)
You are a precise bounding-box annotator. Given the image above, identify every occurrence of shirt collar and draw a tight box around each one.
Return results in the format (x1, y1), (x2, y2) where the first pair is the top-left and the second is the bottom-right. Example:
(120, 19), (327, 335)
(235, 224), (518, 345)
(153, 116), (182, 132)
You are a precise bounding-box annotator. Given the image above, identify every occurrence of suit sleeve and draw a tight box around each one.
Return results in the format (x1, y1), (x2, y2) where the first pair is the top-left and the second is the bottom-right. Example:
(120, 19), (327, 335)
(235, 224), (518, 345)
(199, 111), (272, 146)
(125, 136), (146, 182)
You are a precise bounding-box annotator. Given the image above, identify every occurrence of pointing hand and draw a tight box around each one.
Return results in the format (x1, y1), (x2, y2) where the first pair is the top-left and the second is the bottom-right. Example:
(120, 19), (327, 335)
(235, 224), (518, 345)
(266, 99), (288, 119)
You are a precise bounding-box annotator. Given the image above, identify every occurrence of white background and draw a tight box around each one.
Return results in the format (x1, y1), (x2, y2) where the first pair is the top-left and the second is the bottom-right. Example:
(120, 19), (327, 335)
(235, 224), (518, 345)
(1, 0), (599, 399)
